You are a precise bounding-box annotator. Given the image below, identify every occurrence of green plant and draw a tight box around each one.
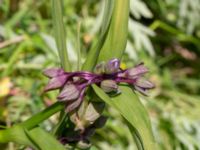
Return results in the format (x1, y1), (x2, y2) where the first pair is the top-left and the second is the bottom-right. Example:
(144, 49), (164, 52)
(0, 0), (156, 149)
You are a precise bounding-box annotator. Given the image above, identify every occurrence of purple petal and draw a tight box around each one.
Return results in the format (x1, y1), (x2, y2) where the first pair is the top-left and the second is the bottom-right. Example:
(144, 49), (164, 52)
(134, 86), (148, 95)
(58, 83), (80, 101)
(44, 75), (67, 91)
(105, 58), (120, 74)
(65, 98), (82, 112)
(65, 89), (85, 112)
(126, 63), (148, 78)
(43, 68), (65, 78)
(135, 78), (154, 89)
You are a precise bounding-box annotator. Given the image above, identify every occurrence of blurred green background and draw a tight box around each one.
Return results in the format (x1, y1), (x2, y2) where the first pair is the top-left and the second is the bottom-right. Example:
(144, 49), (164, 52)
(0, 0), (200, 149)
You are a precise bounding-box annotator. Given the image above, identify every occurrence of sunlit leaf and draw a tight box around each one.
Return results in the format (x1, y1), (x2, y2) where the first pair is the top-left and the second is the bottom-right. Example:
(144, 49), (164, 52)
(92, 84), (157, 150)
(82, 0), (114, 71)
(25, 127), (65, 150)
(98, 0), (130, 62)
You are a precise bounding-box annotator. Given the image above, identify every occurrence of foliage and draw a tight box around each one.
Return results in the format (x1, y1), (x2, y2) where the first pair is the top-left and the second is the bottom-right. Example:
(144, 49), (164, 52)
(0, 0), (200, 150)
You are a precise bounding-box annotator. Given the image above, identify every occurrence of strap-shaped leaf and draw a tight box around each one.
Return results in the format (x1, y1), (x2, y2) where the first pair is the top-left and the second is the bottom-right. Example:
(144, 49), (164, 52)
(52, 0), (71, 71)
(92, 84), (157, 150)
(0, 126), (66, 150)
(0, 126), (36, 149)
(82, 0), (114, 71)
(98, 0), (130, 62)
(25, 127), (65, 150)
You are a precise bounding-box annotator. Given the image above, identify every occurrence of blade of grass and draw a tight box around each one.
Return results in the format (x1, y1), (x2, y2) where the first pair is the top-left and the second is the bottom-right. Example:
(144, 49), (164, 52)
(98, 0), (130, 62)
(25, 127), (65, 150)
(77, 21), (82, 71)
(2, 42), (27, 77)
(52, 0), (71, 71)
(20, 102), (64, 130)
(82, 0), (114, 71)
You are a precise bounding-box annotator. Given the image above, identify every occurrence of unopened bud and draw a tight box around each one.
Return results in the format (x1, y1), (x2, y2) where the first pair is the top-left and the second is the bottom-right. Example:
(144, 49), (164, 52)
(100, 80), (118, 93)
(104, 58), (120, 74)
(94, 62), (105, 74)
(135, 78), (154, 89)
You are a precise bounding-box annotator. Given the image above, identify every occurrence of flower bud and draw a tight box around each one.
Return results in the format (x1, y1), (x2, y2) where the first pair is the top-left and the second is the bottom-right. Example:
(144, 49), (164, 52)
(94, 62), (105, 74)
(100, 80), (118, 93)
(126, 63), (148, 78)
(104, 58), (120, 74)
(58, 83), (80, 101)
(134, 78), (154, 95)
(44, 75), (67, 91)
(135, 78), (154, 89)
(43, 68), (65, 78)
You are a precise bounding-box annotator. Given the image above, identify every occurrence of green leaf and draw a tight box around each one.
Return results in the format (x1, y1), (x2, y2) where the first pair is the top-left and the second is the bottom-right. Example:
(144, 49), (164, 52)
(52, 0), (71, 71)
(25, 127), (65, 150)
(82, 0), (114, 71)
(20, 102), (64, 130)
(92, 84), (157, 150)
(0, 125), (36, 149)
(98, 0), (130, 62)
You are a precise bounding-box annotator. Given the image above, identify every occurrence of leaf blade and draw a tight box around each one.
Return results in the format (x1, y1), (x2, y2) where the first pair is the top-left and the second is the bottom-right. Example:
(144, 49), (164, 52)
(98, 0), (130, 62)
(92, 84), (157, 150)
(25, 127), (65, 150)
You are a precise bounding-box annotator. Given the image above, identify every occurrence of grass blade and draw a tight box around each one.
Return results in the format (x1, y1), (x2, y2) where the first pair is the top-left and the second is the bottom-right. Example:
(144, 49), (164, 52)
(82, 0), (114, 71)
(98, 0), (130, 62)
(52, 0), (71, 71)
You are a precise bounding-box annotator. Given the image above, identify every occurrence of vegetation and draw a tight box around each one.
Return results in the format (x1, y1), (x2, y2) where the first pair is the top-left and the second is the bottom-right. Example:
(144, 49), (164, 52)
(0, 0), (200, 149)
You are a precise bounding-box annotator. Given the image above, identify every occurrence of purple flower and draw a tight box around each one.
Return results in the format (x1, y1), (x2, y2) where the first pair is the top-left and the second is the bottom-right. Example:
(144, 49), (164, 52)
(43, 59), (154, 112)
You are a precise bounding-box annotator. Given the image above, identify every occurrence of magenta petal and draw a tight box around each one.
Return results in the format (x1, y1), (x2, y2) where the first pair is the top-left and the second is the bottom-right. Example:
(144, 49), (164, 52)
(126, 63), (148, 78)
(44, 75), (67, 91)
(58, 84), (80, 101)
(43, 68), (65, 78)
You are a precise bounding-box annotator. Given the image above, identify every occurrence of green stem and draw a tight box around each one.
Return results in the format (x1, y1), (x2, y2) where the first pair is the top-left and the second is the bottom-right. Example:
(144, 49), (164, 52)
(20, 102), (64, 129)
(52, 0), (71, 71)
(150, 20), (200, 46)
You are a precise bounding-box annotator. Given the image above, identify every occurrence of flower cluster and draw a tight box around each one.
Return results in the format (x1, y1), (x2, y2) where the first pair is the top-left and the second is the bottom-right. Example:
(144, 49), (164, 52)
(43, 58), (154, 112)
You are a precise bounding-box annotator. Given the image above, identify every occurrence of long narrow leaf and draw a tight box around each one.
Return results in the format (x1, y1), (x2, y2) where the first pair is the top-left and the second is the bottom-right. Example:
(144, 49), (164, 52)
(92, 85), (157, 150)
(0, 126), (36, 149)
(52, 0), (71, 71)
(98, 0), (130, 62)
(82, 0), (114, 71)
(25, 127), (65, 150)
